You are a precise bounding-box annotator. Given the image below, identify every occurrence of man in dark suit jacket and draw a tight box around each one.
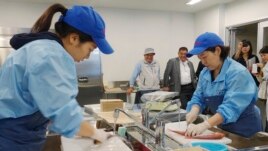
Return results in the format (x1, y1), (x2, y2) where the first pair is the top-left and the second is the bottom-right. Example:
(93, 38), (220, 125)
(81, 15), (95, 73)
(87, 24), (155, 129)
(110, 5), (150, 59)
(163, 47), (197, 109)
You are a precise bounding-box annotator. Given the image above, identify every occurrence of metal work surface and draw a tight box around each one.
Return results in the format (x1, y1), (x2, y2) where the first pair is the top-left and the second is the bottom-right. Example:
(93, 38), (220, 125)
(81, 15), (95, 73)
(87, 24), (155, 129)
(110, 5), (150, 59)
(220, 130), (268, 150)
(126, 125), (182, 151)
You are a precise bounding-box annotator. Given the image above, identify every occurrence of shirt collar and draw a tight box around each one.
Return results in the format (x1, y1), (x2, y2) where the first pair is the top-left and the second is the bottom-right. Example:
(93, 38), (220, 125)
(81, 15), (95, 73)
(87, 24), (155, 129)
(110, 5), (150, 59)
(203, 57), (231, 82)
(144, 60), (156, 64)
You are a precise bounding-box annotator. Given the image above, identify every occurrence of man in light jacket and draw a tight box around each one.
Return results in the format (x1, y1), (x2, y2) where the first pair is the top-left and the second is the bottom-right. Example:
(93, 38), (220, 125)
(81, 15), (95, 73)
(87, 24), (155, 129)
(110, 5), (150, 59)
(127, 48), (160, 104)
(163, 47), (196, 109)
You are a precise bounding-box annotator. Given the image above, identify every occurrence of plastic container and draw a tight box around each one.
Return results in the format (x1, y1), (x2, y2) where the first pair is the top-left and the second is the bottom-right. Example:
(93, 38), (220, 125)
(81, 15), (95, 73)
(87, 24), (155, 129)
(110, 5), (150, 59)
(191, 142), (228, 151)
(117, 126), (127, 138)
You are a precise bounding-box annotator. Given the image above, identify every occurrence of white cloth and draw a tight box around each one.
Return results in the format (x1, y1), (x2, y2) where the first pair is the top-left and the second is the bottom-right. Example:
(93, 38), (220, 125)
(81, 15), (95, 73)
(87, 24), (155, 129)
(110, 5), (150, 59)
(263, 63), (268, 121)
(91, 129), (110, 142)
(263, 63), (268, 80)
(258, 63), (268, 121)
(180, 61), (191, 85)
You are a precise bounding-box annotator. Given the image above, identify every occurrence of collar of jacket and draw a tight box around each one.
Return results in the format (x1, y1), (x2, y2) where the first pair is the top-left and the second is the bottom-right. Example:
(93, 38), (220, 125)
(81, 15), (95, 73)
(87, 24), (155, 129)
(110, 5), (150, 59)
(143, 60), (156, 65)
(203, 57), (231, 82)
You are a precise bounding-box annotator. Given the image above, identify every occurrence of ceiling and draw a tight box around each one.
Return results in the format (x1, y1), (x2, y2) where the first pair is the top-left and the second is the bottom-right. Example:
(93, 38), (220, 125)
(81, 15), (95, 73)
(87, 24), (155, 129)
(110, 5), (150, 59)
(6, 0), (235, 13)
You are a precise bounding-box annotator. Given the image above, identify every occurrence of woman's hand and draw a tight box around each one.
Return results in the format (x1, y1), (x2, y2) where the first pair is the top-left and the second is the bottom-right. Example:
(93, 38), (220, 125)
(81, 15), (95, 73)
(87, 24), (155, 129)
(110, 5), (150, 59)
(185, 105), (200, 125)
(185, 121), (211, 137)
(233, 49), (241, 59)
(257, 63), (264, 68)
(161, 87), (170, 91)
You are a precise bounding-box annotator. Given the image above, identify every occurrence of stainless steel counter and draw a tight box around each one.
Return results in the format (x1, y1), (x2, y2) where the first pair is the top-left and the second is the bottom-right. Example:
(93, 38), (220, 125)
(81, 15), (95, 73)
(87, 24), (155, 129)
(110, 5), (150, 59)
(209, 127), (268, 150)
(42, 105), (268, 151)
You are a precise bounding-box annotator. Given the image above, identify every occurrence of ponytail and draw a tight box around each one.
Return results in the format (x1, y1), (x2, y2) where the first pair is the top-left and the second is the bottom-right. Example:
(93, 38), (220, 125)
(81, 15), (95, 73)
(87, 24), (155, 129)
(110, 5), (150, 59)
(31, 3), (67, 33)
(32, 3), (93, 43)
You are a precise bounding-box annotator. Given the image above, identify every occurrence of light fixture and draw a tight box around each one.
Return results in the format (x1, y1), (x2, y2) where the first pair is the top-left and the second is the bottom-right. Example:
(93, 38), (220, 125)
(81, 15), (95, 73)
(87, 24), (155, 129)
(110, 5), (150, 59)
(186, 0), (202, 5)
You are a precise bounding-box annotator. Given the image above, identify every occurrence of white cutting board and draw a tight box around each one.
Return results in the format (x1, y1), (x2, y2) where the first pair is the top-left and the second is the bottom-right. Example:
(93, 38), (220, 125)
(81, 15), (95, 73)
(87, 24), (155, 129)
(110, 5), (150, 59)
(165, 121), (232, 145)
(61, 136), (132, 151)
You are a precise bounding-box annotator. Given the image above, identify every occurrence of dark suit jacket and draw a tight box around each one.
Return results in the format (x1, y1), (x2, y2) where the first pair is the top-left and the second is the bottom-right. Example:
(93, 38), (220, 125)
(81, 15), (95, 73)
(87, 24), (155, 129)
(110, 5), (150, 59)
(163, 57), (196, 94)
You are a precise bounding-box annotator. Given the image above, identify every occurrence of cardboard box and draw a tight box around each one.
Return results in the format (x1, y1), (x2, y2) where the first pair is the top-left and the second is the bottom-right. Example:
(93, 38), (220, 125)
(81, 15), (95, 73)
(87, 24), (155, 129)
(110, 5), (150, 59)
(100, 99), (123, 112)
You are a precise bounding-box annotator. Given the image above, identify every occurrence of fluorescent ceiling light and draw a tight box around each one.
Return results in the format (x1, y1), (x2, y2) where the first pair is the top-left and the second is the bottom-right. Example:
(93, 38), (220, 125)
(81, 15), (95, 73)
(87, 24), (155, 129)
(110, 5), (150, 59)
(186, 0), (202, 5)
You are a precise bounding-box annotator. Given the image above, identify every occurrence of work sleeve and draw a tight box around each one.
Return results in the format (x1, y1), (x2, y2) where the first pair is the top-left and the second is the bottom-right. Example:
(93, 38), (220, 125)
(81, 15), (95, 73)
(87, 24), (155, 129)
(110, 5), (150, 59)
(27, 46), (83, 138)
(217, 69), (258, 124)
(186, 71), (206, 113)
(129, 62), (142, 87)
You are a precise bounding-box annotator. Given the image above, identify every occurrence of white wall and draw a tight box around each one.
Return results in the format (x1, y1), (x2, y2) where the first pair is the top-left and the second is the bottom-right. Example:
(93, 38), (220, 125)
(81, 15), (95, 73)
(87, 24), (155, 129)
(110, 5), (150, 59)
(0, 1), (195, 83)
(192, 5), (225, 68)
(0, 1), (59, 27)
(225, 0), (268, 27)
(192, 0), (268, 66)
(98, 8), (195, 81)
(194, 0), (268, 38)
(194, 6), (220, 36)
(192, 0), (268, 67)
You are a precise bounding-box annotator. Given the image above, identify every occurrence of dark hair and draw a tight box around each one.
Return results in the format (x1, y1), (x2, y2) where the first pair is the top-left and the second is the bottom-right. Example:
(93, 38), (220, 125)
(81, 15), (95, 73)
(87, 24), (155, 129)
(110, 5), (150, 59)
(241, 39), (253, 56)
(31, 3), (93, 43)
(206, 45), (230, 61)
(259, 45), (268, 54)
(178, 47), (188, 53)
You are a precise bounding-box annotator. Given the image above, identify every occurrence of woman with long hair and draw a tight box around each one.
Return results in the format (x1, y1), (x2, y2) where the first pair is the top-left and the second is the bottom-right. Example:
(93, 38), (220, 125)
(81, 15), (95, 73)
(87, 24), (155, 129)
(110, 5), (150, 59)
(232, 39), (260, 86)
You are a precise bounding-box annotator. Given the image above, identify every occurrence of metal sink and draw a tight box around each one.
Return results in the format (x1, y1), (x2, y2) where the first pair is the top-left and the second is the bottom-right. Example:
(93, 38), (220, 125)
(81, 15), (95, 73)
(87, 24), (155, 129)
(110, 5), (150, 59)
(148, 111), (204, 129)
(125, 125), (182, 151)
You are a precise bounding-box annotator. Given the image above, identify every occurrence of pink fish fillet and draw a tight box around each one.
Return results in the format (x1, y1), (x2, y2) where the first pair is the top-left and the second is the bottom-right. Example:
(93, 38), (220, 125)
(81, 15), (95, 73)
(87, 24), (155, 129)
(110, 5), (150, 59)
(168, 129), (225, 140)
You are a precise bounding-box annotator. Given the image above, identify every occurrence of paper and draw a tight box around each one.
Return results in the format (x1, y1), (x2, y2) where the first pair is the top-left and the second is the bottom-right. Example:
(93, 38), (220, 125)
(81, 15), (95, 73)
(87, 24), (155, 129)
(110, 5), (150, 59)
(165, 121), (232, 145)
(252, 63), (258, 73)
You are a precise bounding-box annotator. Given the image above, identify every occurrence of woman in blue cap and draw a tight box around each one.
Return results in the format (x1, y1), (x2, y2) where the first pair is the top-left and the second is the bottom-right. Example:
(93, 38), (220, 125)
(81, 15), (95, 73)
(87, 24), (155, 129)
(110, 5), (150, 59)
(185, 32), (262, 138)
(0, 3), (113, 151)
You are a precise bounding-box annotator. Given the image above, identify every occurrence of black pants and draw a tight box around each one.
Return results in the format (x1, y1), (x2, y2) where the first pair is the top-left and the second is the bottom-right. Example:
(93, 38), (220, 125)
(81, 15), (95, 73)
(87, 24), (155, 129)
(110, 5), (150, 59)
(180, 84), (195, 109)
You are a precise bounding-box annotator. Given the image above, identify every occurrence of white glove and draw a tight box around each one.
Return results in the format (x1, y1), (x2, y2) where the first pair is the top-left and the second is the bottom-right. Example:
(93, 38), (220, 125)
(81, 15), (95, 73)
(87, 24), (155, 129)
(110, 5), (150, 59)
(91, 129), (110, 142)
(185, 121), (211, 137)
(185, 105), (200, 124)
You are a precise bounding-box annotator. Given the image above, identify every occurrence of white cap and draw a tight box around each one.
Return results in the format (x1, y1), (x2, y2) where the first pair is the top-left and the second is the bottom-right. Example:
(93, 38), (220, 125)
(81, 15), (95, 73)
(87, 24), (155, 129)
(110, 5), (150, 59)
(144, 48), (155, 55)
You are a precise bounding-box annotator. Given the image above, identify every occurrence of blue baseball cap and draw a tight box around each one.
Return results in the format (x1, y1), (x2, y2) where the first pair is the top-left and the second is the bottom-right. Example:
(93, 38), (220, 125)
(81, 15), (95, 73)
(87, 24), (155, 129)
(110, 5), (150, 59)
(187, 32), (224, 57)
(60, 6), (113, 54)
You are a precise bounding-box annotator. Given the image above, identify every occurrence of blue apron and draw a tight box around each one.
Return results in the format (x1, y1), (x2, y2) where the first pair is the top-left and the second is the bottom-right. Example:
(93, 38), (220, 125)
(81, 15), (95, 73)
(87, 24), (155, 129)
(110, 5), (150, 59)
(0, 111), (49, 151)
(204, 95), (262, 138)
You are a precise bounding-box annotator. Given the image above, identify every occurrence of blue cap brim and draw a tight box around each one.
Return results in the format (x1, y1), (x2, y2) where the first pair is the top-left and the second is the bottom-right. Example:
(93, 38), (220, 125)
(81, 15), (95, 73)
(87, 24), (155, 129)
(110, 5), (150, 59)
(186, 47), (206, 58)
(93, 37), (114, 54)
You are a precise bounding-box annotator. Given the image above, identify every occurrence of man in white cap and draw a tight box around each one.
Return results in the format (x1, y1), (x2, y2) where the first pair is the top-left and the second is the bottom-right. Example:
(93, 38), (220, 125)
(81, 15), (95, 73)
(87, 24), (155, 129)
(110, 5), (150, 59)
(127, 48), (161, 104)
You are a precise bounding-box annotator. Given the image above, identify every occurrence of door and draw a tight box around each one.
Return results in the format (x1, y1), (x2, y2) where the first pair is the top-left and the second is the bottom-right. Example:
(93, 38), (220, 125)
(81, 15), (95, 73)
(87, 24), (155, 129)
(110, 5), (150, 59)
(226, 24), (258, 57)
(257, 20), (268, 56)
(226, 27), (237, 56)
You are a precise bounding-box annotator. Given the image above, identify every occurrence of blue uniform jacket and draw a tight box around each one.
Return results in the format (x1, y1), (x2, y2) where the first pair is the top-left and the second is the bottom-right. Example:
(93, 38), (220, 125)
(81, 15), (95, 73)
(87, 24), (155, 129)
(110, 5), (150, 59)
(186, 57), (258, 124)
(0, 39), (83, 137)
